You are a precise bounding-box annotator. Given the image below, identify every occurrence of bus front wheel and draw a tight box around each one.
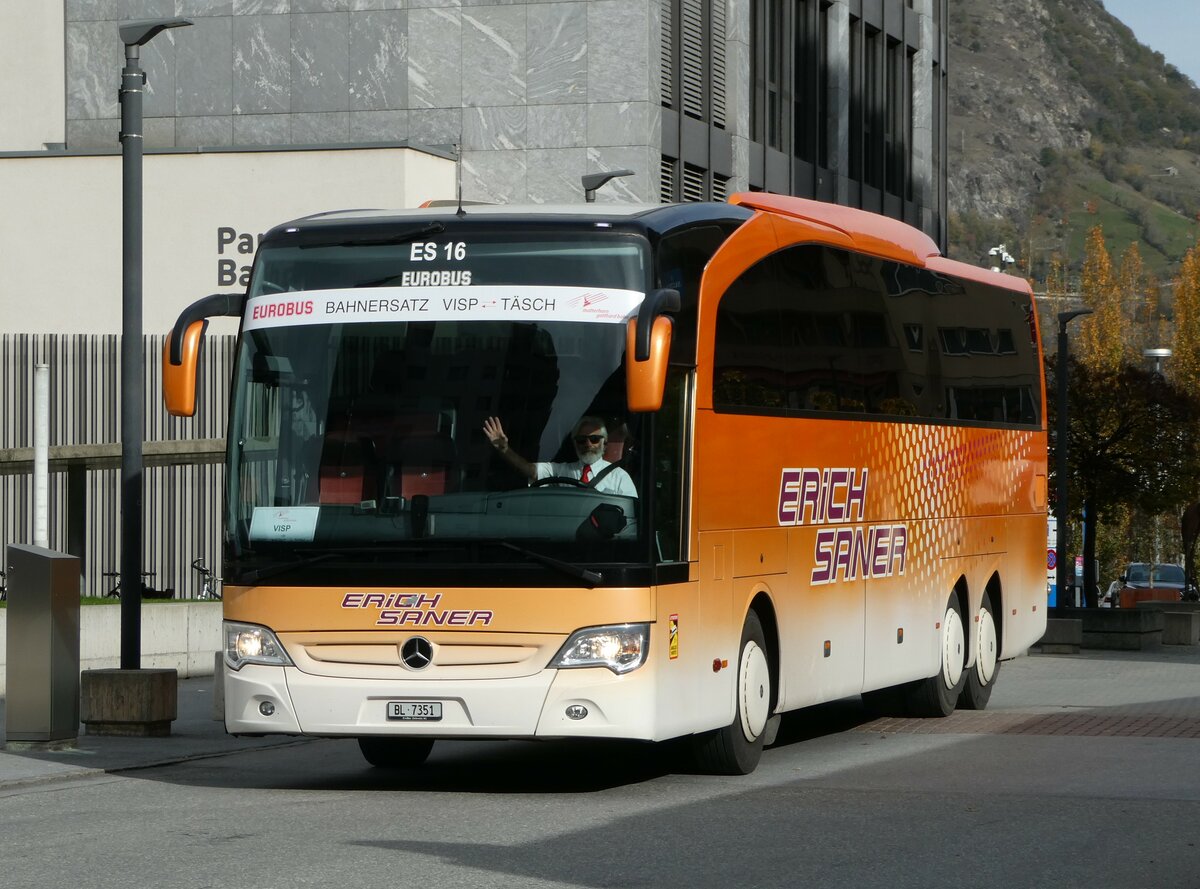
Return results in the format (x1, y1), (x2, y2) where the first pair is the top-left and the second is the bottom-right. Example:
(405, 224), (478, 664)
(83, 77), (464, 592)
(358, 736), (435, 769)
(958, 589), (1000, 710)
(904, 593), (966, 717)
(693, 611), (772, 775)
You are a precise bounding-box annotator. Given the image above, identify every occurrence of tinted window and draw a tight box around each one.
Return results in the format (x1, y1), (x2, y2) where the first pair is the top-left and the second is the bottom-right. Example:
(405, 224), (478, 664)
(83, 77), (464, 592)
(657, 224), (740, 365)
(713, 245), (1041, 427)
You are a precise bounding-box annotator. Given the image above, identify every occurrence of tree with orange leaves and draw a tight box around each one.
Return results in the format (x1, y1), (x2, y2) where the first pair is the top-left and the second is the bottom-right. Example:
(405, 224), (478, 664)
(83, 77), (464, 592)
(1076, 226), (1125, 374)
(1170, 244), (1200, 592)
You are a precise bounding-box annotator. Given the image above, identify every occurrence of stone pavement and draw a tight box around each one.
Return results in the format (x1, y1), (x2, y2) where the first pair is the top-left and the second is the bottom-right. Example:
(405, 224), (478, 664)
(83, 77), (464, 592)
(861, 644), (1200, 737)
(0, 675), (303, 789)
(2, 644), (1199, 788)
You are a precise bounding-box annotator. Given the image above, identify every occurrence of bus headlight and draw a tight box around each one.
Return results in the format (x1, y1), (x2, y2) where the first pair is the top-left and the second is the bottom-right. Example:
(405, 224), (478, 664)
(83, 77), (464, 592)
(225, 622), (294, 671)
(550, 624), (649, 674)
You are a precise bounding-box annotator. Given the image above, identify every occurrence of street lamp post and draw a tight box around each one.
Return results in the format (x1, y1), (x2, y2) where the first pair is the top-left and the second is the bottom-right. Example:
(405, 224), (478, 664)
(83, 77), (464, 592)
(118, 18), (191, 670)
(1144, 347), (1172, 377)
(1055, 308), (1092, 609)
(988, 244), (1015, 273)
(1143, 347), (1172, 567)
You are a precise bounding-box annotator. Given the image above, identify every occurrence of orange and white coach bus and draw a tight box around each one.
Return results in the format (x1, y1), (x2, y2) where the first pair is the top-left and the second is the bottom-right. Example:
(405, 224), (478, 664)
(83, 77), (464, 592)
(163, 192), (1047, 775)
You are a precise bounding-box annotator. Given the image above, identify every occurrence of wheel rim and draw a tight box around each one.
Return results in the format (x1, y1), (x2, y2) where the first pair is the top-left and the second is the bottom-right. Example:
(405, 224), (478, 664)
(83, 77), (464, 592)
(976, 605), (998, 686)
(739, 640), (770, 742)
(941, 605), (965, 689)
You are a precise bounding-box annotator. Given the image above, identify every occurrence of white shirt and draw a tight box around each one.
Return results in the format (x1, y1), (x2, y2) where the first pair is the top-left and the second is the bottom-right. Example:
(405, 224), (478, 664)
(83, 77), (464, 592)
(532, 458), (638, 497)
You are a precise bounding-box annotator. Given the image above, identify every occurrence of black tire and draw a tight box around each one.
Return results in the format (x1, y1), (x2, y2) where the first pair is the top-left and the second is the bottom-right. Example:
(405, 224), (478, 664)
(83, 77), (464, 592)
(693, 611), (772, 775)
(903, 593), (967, 717)
(357, 736), (435, 769)
(958, 589), (1000, 711)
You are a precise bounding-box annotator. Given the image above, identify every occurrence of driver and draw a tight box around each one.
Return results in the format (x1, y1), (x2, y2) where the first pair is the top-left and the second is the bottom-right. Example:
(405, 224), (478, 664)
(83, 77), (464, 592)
(483, 415), (637, 497)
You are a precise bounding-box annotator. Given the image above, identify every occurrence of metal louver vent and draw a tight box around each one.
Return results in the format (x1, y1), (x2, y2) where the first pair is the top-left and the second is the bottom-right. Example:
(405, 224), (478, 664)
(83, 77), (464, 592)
(681, 0), (704, 120)
(711, 0), (727, 128)
(682, 163), (706, 202)
(660, 155), (678, 202)
(661, 0), (674, 108)
(712, 173), (730, 202)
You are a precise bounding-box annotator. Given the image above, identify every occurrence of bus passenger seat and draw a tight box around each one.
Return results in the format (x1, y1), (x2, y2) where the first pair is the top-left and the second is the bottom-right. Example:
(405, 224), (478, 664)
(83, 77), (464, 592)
(396, 433), (455, 497)
(604, 422), (630, 463)
(318, 433), (375, 504)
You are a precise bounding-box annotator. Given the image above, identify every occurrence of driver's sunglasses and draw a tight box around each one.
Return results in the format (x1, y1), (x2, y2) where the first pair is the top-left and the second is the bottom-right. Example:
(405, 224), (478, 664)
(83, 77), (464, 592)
(574, 434), (605, 445)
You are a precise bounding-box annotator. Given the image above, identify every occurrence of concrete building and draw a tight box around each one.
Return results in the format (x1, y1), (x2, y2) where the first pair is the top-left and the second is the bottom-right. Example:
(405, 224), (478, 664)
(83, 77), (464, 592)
(0, 0), (948, 598)
(6, 0), (947, 242)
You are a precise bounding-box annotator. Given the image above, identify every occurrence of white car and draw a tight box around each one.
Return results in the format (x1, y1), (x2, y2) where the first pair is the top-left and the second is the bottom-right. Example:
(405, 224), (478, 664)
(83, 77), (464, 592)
(1100, 580), (1122, 608)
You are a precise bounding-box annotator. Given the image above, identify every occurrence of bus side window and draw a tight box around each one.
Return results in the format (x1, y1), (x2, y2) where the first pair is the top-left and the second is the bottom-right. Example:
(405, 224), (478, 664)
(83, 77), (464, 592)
(658, 225), (737, 366)
(713, 255), (786, 413)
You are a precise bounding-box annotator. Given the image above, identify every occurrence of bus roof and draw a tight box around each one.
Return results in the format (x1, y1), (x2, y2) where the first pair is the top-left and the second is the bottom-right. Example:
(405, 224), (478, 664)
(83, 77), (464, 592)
(260, 201), (755, 245)
(261, 196), (1031, 295)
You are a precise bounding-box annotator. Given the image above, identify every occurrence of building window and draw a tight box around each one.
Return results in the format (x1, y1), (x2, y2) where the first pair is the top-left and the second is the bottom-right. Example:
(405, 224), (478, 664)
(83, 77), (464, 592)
(884, 37), (905, 197)
(863, 25), (881, 189)
(793, 0), (814, 163)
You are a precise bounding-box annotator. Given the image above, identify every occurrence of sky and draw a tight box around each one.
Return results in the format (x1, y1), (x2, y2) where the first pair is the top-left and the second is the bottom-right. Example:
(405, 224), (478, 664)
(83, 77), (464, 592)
(1100, 0), (1200, 85)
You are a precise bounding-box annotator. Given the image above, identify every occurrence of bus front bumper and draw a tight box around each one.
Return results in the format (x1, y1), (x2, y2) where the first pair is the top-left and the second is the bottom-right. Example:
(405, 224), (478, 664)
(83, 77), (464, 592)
(223, 662), (661, 740)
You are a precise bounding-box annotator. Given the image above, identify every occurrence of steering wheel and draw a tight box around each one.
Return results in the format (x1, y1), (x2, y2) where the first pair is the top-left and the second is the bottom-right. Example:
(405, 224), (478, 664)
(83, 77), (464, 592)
(530, 476), (590, 489)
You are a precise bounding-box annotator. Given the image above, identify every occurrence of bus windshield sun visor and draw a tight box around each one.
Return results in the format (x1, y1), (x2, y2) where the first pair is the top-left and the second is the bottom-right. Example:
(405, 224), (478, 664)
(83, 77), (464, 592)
(169, 292), (247, 365)
(303, 221), (446, 249)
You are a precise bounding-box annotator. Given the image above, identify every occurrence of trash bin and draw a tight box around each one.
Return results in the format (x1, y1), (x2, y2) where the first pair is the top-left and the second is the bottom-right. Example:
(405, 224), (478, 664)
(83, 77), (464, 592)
(4, 544), (80, 745)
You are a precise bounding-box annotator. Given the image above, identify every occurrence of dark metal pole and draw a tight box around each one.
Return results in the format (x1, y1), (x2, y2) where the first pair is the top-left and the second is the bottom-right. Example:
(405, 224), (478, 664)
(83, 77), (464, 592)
(119, 42), (144, 669)
(118, 18), (191, 670)
(1054, 308), (1092, 610)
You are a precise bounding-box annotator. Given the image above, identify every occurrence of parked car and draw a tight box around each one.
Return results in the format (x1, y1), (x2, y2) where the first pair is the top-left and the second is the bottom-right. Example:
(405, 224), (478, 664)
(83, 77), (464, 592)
(1100, 580), (1123, 608)
(1111, 562), (1190, 606)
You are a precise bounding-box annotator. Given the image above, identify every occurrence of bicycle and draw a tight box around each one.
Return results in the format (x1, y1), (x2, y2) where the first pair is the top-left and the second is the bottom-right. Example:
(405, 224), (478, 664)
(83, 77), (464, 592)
(102, 570), (155, 599)
(192, 557), (222, 601)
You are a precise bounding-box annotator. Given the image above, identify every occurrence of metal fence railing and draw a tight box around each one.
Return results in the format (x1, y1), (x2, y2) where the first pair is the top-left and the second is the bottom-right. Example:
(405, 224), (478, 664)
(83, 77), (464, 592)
(0, 333), (236, 599)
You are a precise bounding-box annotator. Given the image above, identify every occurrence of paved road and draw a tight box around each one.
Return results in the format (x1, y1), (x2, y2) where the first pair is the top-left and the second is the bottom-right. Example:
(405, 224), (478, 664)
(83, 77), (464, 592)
(2, 648), (1200, 888)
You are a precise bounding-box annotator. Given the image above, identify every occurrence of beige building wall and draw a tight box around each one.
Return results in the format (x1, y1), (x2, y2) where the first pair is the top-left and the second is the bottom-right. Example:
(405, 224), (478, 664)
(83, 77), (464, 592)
(0, 4), (66, 151)
(0, 146), (455, 335)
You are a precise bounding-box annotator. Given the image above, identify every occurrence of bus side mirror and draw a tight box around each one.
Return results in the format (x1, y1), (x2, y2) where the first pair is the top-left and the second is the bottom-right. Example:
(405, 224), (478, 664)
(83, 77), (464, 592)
(626, 289), (679, 412)
(163, 320), (207, 417)
(162, 292), (247, 417)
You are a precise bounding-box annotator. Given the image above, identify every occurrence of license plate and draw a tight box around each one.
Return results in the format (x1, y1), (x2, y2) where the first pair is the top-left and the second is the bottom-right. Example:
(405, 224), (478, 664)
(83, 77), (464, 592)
(387, 701), (442, 721)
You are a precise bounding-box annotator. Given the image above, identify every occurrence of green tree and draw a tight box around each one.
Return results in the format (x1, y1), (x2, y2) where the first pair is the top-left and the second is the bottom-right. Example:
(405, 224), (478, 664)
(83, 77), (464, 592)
(1066, 361), (1200, 593)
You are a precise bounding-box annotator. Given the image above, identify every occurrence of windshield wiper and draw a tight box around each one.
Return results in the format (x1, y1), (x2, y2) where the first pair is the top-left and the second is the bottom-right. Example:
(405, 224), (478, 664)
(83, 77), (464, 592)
(498, 542), (603, 587)
(237, 552), (344, 585)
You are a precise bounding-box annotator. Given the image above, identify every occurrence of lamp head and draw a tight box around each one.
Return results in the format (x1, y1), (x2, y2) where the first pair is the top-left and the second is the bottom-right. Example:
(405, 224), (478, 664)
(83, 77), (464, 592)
(120, 18), (192, 54)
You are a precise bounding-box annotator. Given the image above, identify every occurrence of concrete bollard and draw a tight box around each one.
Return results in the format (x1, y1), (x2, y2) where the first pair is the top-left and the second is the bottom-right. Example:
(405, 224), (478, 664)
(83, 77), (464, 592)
(1037, 618), (1082, 654)
(1163, 612), (1200, 646)
(80, 668), (178, 737)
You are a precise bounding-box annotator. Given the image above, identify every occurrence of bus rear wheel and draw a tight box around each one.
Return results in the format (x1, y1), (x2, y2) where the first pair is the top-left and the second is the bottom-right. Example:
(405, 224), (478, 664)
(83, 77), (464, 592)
(903, 593), (966, 717)
(958, 589), (1000, 710)
(693, 611), (772, 775)
(358, 736), (435, 768)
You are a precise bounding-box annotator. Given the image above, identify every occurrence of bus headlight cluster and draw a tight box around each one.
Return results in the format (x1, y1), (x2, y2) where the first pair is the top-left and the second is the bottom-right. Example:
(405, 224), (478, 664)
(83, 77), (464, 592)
(550, 624), (649, 674)
(225, 621), (294, 671)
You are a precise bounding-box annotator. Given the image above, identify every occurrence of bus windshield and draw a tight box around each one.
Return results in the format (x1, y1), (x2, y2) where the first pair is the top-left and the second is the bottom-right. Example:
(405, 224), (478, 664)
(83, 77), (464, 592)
(226, 228), (654, 585)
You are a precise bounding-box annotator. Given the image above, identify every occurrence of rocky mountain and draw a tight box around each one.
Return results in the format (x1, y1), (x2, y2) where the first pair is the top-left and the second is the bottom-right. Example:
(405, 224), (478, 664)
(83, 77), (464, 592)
(948, 0), (1200, 278)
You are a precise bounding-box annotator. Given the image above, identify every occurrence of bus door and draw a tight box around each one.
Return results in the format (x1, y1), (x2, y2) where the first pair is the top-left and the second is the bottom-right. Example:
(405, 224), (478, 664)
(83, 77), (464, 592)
(692, 206), (868, 711)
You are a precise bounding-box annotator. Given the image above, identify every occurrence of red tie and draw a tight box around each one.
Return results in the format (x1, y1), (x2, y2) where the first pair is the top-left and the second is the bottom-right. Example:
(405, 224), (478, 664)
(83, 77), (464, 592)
(581, 465), (592, 484)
